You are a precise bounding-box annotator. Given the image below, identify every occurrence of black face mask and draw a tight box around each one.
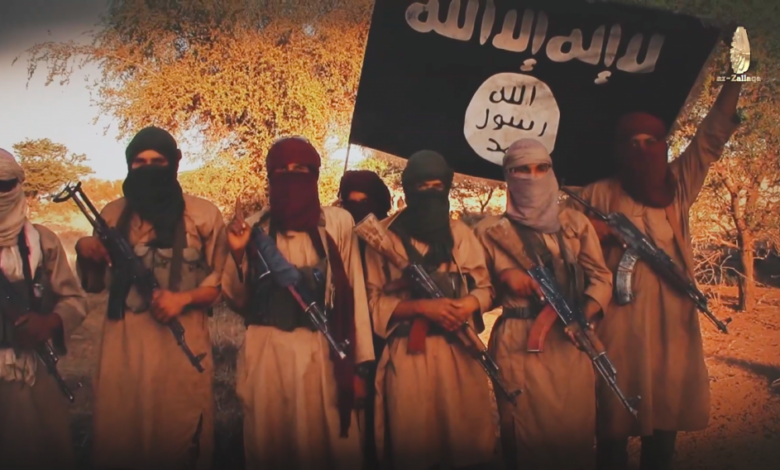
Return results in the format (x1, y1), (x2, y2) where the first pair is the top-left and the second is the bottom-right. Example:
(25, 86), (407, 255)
(122, 165), (185, 248)
(394, 189), (453, 267)
(342, 199), (376, 224)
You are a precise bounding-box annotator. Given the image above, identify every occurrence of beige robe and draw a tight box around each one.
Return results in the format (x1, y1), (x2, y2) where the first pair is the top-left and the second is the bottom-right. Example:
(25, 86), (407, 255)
(81, 194), (227, 470)
(474, 210), (613, 470)
(221, 206), (374, 470)
(364, 211), (497, 470)
(566, 108), (740, 438)
(0, 224), (87, 470)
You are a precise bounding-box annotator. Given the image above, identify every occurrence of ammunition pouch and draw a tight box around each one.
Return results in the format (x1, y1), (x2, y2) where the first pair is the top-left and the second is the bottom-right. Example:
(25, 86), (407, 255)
(122, 245), (211, 314)
(0, 267), (54, 349)
(245, 260), (328, 332)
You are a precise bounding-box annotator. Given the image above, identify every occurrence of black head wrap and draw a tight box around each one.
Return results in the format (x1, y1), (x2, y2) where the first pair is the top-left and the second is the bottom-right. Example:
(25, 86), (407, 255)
(338, 170), (392, 223)
(122, 127), (185, 248)
(392, 150), (454, 267)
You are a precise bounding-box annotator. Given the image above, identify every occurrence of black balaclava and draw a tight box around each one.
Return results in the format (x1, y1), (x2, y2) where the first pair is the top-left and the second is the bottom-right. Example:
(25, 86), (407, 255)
(392, 150), (454, 267)
(122, 126), (185, 248)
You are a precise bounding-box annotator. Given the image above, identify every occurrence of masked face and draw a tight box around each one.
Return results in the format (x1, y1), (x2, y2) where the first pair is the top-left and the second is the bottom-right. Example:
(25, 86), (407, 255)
(464, 73), (561, 165)
(122, 163), (184, 248)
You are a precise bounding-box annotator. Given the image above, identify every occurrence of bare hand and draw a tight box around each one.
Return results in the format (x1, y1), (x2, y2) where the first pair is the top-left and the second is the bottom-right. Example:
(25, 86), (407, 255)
(227, 198), (251, 256)
(450, 295), (481, 324)
(500, 268), (544, 300)
(416, 298), (462, 331)
(76, 236), (111, 265)
(150, 290), (189, 323)
(14, 313), (62, 348)
(564, 300), (600, 348)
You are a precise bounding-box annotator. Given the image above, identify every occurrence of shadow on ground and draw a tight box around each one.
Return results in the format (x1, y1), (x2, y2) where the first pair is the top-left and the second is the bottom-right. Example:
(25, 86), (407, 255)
(711, 355), (780, 393)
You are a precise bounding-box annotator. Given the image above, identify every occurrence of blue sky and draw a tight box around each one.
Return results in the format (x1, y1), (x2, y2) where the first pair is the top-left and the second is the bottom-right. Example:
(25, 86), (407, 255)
(0, 0), (363, 182)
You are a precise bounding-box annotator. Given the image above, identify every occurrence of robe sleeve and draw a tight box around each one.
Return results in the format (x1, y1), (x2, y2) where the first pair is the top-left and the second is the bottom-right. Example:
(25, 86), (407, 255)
(454, 222), (495, 315)
(38, 225), (88, 352)
(570, 211), (613, 313)
(75, 200), (124, 294)
(196, 202), (228, 293)
(220, 212), (262, 316)
(671, 107), (740, 212)
(473, 218), (503, 291)
(364, 242), (402, 340)
(336, 211), (374, 365)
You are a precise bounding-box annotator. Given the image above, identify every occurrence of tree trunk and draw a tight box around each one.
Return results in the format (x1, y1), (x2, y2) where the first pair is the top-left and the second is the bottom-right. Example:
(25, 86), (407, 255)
(479, 187), (496, 213)
(736, 231), (756, 312)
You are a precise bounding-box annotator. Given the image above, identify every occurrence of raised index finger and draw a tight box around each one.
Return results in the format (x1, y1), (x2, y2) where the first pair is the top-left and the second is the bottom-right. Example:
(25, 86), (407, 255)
(234, 198), (245, 224)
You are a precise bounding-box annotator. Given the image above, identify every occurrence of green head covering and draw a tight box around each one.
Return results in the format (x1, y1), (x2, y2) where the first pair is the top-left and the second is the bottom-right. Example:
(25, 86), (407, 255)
(393, 150), (454, 267)
(401, 150), (455, 193)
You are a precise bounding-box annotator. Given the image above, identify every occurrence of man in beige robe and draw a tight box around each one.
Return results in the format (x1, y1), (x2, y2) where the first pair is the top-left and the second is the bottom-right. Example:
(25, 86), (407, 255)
(0, 148), (88, 470)
(364, 150), (497, 470)
(474, 139), (613, 470)
(337, 169), (394, 469)
(75, 127), (227, 470)
(566, 79), (742, 470)
(222, 136), (374, 470)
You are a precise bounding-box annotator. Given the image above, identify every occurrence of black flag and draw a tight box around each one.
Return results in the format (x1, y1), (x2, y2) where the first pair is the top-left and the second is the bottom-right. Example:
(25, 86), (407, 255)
(349, 0), (721, 185)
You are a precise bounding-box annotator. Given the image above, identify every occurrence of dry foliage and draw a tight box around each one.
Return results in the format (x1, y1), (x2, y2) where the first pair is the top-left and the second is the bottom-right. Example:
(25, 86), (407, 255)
(23, 0), (373, 211)
(674, 59), (779, 310)
(13, 138), (93, 203)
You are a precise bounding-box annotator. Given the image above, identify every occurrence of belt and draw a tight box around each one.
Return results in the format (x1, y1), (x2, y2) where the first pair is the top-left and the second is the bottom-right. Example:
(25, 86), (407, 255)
(390, 321), (448, 338)
(501, 306), (540, 320)
(245, 316), (318, 332)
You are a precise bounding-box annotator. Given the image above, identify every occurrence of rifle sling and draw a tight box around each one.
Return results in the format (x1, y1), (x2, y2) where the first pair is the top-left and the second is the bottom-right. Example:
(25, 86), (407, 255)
(116, 203), (187, 293)
(507, 221), (580, 307)
(244, 213), (329, 331)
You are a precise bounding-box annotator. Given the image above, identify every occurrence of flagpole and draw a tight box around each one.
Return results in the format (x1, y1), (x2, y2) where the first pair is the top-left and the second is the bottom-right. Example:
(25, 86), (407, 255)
(342, 144), (352, 174)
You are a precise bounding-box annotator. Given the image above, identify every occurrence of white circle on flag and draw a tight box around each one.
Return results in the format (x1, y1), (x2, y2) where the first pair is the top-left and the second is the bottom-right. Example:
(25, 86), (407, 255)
(464, 73), (561, 165)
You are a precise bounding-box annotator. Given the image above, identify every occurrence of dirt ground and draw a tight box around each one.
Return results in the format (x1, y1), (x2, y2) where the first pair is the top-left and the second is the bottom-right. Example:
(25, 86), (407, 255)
(56, 286), (780, 469)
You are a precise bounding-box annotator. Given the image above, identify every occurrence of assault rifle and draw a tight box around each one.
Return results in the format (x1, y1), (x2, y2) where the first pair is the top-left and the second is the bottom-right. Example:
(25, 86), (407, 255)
(561, 187), (731, 334)
(485, 217), (640, 417)
(0, 272), (79, 402)
(354, 214), (521, 406)
(245, 223), (349, 359)
(53, 182), (207, 372)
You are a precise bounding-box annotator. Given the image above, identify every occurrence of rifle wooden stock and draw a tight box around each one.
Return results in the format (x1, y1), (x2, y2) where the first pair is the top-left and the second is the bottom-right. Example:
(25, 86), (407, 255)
(484, 220), (560, 353)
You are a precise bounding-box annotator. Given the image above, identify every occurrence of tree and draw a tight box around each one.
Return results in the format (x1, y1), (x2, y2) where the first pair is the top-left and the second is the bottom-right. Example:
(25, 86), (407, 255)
(80, 178), (124, 211)
(22, 0), (373, 210)
(12, 138), (93, 204)
(624, 0), (780, 311)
